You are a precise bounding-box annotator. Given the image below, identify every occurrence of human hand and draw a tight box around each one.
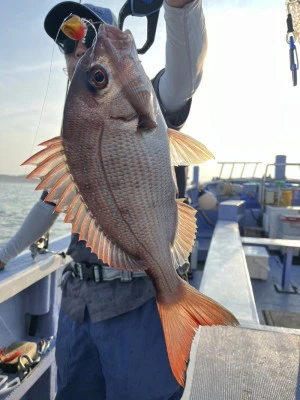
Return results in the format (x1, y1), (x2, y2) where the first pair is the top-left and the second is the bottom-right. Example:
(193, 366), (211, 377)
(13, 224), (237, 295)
(0, 261), (6, 271)
(165, 0), (194, 8)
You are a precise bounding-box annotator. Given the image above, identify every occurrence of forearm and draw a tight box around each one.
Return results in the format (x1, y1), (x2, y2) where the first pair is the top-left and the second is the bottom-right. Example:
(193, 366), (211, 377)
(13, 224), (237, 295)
(0, 200), (58, 265)
(159, 0), (208, 112)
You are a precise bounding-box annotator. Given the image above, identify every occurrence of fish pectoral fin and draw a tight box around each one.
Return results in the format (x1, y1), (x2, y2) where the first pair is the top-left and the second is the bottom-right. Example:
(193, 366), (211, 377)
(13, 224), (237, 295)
(157, 280), (239, 387)
(171, 200), (197, 269)
(168, 128), (214, 166)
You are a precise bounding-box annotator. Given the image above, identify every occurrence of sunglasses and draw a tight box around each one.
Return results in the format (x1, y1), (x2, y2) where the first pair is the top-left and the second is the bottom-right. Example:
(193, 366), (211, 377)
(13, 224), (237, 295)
(57, 22), (101, 55)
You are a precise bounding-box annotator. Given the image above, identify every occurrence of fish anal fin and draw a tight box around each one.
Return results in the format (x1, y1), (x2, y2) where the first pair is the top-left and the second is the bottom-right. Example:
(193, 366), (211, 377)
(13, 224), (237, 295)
(168, 128), (214, 166)
(94, 229), (146, 272)
(171, 200), (197, 269)
(157, 280), (239, 387)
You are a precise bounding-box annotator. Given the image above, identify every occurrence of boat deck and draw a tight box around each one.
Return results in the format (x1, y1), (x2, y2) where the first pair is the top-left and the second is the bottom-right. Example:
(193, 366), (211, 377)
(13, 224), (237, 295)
(252, 253), (300, 326)
(1, 202), (299, 398)
(184, 207), (299, 399)
(190, 252), (300, 329)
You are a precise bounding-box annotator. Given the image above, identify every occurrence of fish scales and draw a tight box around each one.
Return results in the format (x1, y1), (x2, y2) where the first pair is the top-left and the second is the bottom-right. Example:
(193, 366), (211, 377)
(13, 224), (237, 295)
(64, 106), (176, 260)
(23, 23), (239, 387)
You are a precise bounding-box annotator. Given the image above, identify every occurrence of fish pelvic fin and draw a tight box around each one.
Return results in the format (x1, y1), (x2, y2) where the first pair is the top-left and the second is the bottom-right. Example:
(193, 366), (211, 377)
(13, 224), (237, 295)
(171, 200), (197, 269)
(157, 280), (239, 387)
(168, 128), (214, 166)
(22, 137), (146, 272)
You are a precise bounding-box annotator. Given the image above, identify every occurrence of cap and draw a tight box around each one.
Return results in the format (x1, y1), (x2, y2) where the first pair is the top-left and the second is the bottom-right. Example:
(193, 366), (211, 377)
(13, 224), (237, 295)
(44, 1), (118, 40)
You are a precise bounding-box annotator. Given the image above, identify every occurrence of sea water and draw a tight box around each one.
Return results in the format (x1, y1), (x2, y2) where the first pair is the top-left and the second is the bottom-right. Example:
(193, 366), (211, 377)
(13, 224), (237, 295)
(0, 182), (71, 248)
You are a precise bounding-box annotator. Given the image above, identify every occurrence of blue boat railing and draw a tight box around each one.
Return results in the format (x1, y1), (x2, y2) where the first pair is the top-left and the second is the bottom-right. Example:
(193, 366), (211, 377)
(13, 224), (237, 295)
(0, 234), (71, 400)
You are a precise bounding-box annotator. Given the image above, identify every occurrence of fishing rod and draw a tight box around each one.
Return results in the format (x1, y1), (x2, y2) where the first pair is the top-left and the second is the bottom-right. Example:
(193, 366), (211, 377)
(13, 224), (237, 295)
(286, 0), (300, 86)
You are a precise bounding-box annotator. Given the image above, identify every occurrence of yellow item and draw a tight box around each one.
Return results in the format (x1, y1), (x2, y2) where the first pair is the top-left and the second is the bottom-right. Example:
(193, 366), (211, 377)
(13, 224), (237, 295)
(280, 189), (293, 207)
(61, 15), (85, 40)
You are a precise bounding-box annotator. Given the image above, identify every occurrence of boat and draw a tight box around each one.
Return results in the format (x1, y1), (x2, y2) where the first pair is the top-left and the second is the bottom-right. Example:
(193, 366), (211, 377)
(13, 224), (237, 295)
(0, 154), (299, 399)
(188, 155), (300, 255)
(181, 154), (300, 399)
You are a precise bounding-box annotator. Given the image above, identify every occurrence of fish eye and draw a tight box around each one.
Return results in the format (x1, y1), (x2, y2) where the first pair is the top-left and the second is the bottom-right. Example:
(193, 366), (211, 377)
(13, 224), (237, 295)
(89, 66), (108, 89)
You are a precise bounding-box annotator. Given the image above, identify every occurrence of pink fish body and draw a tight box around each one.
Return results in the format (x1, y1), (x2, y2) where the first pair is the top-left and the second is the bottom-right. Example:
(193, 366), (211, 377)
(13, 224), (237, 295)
(23, 24), (238, 386)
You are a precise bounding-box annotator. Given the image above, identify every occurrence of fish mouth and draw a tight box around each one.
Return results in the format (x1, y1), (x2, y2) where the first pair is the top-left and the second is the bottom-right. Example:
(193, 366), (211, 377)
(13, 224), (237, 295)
(80, 24), (134, 71)
(99, 24), (133, 51)
(100, 24), (131, 41)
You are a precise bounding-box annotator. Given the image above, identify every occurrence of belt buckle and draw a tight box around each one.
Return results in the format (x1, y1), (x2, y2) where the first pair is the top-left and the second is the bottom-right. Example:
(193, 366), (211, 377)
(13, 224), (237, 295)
(74, 262), (84, 280)
(120, 271), (133, 282)
(92, 265), (102, 283)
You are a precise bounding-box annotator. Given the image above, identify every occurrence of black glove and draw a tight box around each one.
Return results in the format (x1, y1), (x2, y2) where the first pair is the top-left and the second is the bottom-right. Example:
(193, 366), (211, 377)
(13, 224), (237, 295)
(118, 0), (164, 54)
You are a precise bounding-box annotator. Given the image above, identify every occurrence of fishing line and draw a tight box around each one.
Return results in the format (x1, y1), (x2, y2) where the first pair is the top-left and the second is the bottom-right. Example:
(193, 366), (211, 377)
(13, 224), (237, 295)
(87, 21), (98, 62)
(22, 22), (70, 179)
(24, 12), (96, 176)
(22, 12), (98, 193)
(22, 12), (99, 183)
(18, 18), (73, 246)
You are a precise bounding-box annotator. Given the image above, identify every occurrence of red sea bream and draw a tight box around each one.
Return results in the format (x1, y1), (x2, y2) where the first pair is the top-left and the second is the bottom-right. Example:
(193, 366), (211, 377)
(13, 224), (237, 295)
(23, 24), (239, 386)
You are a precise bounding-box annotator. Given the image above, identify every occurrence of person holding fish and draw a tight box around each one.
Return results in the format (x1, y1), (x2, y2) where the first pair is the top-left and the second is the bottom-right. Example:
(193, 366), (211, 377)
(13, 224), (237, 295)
(0, 0), (239, 399)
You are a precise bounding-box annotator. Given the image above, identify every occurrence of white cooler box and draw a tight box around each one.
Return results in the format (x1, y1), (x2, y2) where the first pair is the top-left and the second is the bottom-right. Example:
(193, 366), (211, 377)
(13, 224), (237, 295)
(243, 245), (270, 280)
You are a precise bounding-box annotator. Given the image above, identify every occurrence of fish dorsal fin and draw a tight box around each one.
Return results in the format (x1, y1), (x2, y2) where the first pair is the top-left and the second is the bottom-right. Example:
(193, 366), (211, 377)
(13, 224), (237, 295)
(171, 199), (197, 269)
(168, 128), (214, 166)
(22, 137), (145, 272)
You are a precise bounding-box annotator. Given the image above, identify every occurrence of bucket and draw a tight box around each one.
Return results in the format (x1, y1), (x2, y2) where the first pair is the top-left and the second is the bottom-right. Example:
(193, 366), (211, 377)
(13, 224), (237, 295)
(280, 190), (292, 207)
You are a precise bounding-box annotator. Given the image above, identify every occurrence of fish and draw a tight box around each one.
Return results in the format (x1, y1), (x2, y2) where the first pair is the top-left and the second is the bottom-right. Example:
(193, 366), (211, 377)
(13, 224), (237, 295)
(23, 24), (239, 387)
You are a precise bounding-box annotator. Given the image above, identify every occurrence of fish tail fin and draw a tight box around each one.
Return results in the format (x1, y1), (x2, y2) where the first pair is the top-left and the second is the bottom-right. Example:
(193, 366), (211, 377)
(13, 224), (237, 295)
(157, 280), (239, 387)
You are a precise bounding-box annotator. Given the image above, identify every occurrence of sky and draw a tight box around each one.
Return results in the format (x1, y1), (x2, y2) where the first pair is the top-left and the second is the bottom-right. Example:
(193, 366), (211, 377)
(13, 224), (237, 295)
(1, 0), (299, 183)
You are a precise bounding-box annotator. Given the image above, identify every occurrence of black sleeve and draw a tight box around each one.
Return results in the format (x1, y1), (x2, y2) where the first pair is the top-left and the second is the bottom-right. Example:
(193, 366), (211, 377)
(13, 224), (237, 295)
(151, 69), (192, 131)
(40, 190), (56, 206)
(152, 69), (191, 198)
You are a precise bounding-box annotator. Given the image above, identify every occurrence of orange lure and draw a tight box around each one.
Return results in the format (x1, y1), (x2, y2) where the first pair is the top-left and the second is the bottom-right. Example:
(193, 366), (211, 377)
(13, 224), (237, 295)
(61, 15), (86, 41)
